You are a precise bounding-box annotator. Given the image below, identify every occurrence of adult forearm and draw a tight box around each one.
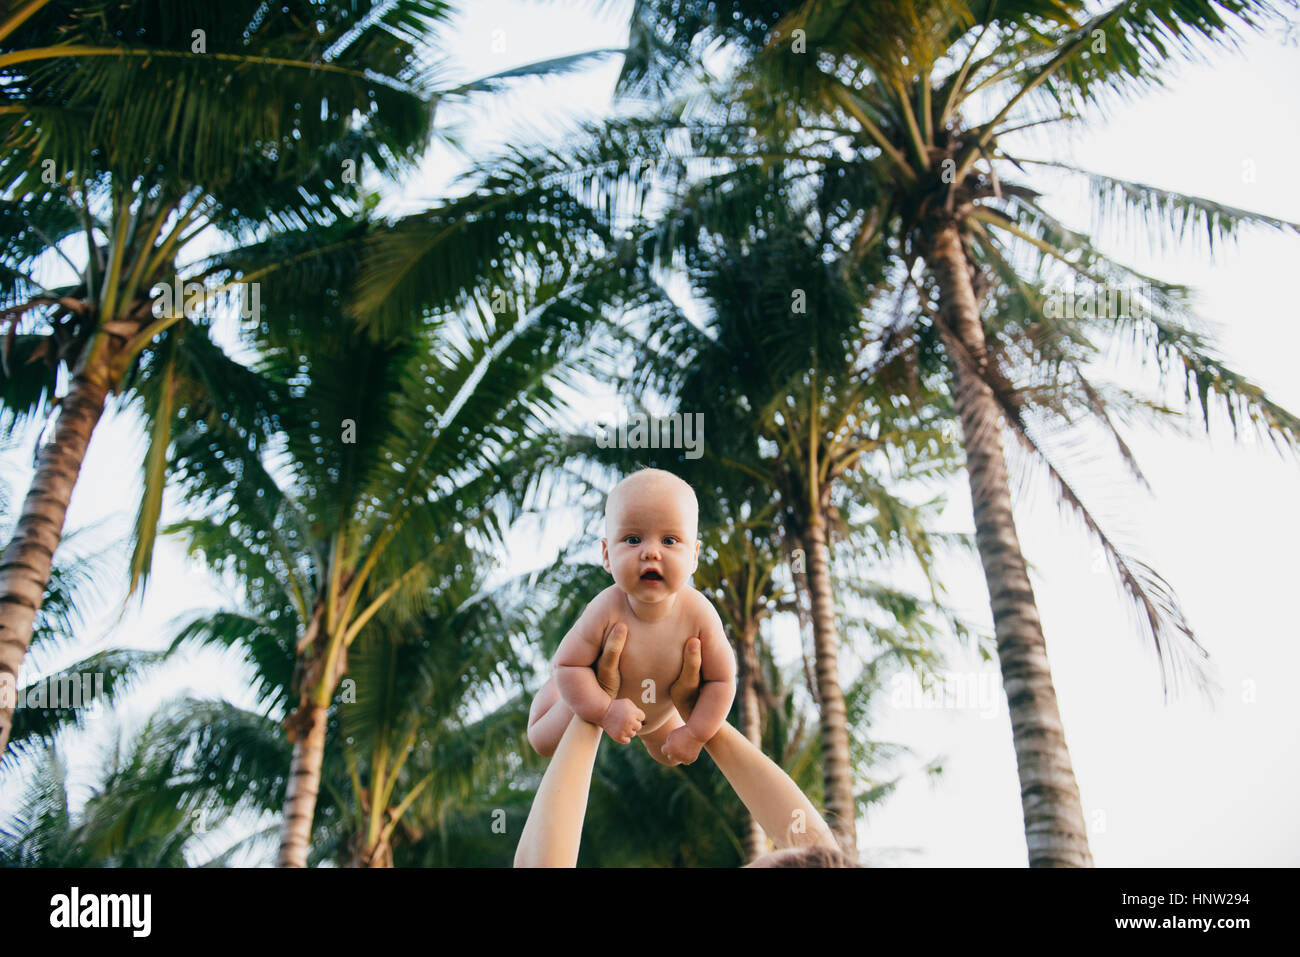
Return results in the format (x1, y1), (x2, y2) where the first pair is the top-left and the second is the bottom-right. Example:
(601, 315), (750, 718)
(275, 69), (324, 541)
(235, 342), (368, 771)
(555, 664), (612, 725)
(514, 714), (603, 867)
(704, 723), (838, 850)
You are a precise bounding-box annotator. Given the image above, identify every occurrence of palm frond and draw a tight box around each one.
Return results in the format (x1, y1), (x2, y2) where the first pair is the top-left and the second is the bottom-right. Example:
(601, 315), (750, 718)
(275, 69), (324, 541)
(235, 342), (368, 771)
(1019, 158), (1300, 253)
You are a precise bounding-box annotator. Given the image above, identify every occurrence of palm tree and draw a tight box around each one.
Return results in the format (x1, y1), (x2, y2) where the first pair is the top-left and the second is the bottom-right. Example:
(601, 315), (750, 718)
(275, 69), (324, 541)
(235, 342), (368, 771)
(690, 489), (972, 861)
(159, 555), (545, 869)
(328, 554), (541, 868)
(0, 465), (181, 772)
(165, 210), (624, 865)
(0, 696), (284, 866)
(595, 0), (1300, 866)
(321, 557), (621, 867)
(0, 0), (617, 759)
(152, 541), (678, 867)
(0, 0), (454, 759)
(663, 212), (965, 852)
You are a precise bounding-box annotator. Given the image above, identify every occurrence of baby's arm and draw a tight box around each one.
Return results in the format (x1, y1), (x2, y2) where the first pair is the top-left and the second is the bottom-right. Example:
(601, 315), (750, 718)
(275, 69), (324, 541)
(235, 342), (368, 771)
(663, 600), (736, 763)
(553, 598), (644, 742)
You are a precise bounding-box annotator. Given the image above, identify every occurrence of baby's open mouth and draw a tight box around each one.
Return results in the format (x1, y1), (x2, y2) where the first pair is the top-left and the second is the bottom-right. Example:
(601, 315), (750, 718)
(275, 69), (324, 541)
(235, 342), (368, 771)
(640, 570), (663, 582)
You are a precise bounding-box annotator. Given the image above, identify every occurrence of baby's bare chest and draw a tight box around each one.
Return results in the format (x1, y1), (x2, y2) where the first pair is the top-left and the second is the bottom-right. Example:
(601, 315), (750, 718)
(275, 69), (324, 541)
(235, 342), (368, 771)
(607, 612), (700, 713)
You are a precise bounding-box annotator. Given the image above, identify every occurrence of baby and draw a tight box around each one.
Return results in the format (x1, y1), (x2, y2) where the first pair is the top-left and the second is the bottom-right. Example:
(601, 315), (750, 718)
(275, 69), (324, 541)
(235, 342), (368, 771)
(527, 467), (736, 766)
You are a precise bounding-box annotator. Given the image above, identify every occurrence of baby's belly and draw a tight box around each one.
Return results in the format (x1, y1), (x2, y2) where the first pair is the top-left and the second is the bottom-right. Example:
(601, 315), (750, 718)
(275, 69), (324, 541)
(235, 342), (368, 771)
(611, 632), (686, 732)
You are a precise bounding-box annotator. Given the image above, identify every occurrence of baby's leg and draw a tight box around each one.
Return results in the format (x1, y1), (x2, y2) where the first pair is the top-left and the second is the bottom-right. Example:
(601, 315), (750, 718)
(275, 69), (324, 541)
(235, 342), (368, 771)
(527, 676), (574, 759)
(637, 710), (686, 766)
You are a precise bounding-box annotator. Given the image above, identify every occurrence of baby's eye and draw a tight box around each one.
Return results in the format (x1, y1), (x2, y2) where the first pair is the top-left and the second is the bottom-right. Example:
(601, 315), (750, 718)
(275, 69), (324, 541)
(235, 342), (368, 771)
(663, 536), (679, 546)
(623, 535), (640, 545)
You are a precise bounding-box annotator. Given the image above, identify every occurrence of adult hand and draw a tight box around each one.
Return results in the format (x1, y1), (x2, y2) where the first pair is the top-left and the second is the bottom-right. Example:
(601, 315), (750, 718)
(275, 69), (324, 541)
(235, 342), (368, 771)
(595, 623), (643, 744)
(669, 635), (703, 724)
(595, 622), (628, 698)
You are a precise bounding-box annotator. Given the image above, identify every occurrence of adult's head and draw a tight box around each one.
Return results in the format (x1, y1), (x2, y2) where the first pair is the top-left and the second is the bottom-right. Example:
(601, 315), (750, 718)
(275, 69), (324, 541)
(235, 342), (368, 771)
(744, 845), (863, 868)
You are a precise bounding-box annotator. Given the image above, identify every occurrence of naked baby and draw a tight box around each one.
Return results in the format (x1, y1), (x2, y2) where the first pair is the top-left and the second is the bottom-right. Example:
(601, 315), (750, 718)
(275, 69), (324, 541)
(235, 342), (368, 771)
(527, 467), (736, 766)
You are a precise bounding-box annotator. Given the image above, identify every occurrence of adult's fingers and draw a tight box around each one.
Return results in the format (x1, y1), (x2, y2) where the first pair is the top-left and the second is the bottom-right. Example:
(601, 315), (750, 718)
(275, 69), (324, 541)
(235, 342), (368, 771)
(596, 622), (628, 698)
(669, 636), (702, 723)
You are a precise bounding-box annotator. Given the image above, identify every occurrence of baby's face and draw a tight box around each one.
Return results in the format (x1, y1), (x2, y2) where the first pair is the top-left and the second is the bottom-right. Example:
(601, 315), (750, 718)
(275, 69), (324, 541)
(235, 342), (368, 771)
(601, 480), (700, 602)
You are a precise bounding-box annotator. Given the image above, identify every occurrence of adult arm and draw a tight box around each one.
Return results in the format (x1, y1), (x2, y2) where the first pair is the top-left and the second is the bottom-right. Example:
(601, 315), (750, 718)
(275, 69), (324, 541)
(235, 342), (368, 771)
(670, 637), (839, 851)
(512, 714), (603, 868)
(514, 624), (628, 867)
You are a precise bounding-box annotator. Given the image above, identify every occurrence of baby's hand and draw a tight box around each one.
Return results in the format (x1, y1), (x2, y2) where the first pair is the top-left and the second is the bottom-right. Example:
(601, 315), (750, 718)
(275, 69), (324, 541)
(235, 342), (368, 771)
(601, 697), (645, 744)
(661, 726), (705, 765)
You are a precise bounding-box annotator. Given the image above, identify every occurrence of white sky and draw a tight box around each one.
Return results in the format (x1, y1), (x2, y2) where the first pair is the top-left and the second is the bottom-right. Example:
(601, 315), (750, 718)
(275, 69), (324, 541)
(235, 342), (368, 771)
(2, 1), (1297, 867)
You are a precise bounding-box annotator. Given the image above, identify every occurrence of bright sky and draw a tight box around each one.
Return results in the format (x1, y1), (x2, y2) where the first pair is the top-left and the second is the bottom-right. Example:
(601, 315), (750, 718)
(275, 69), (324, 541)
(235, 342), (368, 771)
(2, 1), (1297, 867)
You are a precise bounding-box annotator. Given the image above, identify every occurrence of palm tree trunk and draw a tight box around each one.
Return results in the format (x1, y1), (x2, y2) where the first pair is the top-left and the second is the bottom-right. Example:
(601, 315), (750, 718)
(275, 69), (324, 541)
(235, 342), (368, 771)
(803, 511), (857, 853)
(277, 702), (328, 867)
(736, 618), (768, 863)
(0, 364), (111, 757)
(276, 601), (333, 868)
(347, 830), (393, 867)
(924, 221), (1093, 868)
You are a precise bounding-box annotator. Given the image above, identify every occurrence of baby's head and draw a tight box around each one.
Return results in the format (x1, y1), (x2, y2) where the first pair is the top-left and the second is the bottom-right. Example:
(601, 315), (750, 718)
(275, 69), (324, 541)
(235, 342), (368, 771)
(601, 467), (701, 601)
